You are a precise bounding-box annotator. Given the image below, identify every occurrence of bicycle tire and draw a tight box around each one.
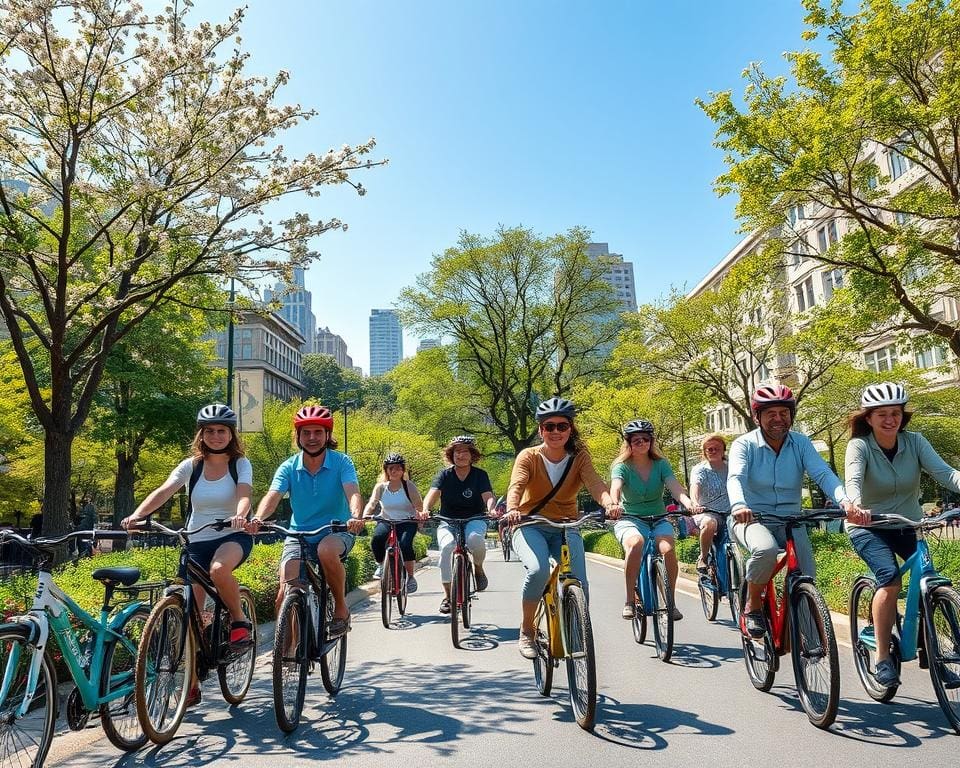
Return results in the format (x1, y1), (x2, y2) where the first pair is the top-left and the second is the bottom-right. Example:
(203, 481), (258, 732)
(397, 561), (408, 617)
(218, 587), (257, 705)
(699, 550), (719, 622)
(563, 584), (597, 731)
(739, 581), (775, 691)
(533, 596), (554, 696)
(502, 529), (512, 562)
(726, 546), (743, 625)
(652, 556), (674, 662)
(849, 576), (898, 702)
(790, 582), (839, 728)
(0, 627), (58, 768)
(272, 590), (307, 732)
(381, 551), (394, 629)
(450, 552), (464, 648)
(100, 604), (149, 751)
(632, 584), (647, 644)
(320, 586), (347, 695)
(135, 593), (194, 745)
(461, 557), (473, 630)
(925, 585), (960, 734)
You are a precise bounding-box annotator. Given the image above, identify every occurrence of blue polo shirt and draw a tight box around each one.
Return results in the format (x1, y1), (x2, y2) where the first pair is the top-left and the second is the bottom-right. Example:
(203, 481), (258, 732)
(269, 450), (358, 532)
(727, 428), (848, 518)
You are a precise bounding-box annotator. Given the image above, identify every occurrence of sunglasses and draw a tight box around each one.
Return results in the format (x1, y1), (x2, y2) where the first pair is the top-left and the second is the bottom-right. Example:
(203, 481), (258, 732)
(541, 422), (571, 433)
(629, 435), (652, 445)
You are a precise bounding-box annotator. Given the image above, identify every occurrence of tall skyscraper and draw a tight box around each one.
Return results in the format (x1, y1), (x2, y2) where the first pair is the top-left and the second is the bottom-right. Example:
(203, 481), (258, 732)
(587, 243), (637, 312)
(369, 309), (403, 376)
(264, 266), (316, 354)
(315, 326), (353, 369)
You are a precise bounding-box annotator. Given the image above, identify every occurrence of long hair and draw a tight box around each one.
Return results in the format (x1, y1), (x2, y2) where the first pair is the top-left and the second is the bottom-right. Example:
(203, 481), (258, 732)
(613, 432), (665, 466)
(190, 426), (245, 460)
(847, 406), (912, 439)
(378, 464), (410, 483)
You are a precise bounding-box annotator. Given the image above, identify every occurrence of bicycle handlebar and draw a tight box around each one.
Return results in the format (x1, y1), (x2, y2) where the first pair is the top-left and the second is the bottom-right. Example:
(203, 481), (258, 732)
(362, 515), (419, 525)
(256, 521), (348, 539)
(127, 518), (234, 540)
(752, 510), (845, 524)
(434, 514), (493, 525)
(861, 511), (960, 530)
(515, 512), (604, 530)
(0, 528), (129, 553)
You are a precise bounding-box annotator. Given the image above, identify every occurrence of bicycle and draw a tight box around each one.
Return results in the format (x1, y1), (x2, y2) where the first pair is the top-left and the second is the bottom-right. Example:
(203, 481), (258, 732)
(132, 520), (257, 745)
(696, 510), (742, 623)
(623, 512), (684, 662)
(498, 518), (513, 562)
(436, 515), (490, 649)
(365, 515), (411, 629)
(263, 522), (349, 733)
(517, 513), (601, 731)
(0, 528), (155, 768)
(849, 510), (960, 732)
(737, 511), (841, 729)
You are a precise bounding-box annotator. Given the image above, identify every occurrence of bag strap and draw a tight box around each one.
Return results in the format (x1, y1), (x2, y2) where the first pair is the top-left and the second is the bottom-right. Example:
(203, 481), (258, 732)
(186, 457), (239, 518)
(401, 479), (412, 504)
(528, 453), (575, 516)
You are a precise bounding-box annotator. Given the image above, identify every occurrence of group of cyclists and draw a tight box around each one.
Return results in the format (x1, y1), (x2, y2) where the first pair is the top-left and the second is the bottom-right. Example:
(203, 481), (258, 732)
(122, 377), (960, 704)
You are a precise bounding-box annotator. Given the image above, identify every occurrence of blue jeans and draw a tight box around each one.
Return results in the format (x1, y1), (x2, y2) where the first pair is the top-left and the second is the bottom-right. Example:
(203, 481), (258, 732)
(513, 524), (588, 602)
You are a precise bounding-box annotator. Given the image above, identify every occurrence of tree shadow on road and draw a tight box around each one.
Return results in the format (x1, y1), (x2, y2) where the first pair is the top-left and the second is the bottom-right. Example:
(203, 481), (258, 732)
(664, 642), (744, 669)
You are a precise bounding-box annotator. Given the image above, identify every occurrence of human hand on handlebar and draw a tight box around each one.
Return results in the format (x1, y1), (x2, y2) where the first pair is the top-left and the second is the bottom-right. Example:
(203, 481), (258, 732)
(732, 507), (754, 524)
(841, 500), (870, 525)
(505, 509), (524, 525)
(604, 502), (624, 520)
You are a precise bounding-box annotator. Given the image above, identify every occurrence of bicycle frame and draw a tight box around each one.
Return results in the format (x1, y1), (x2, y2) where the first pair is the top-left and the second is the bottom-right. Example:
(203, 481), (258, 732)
(701, 513), (733, 596)
(757, 539), (804, 655)
(541, 530), (578, 659)
(437, 516), (488, 609)
(630, 514), (675, 610)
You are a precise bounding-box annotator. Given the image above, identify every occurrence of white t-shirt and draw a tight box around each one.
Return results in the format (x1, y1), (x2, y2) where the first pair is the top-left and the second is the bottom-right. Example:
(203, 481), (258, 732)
(168, 457), (253, 542)
(540, 454), (571, 487)
(375, 482), (418, 521)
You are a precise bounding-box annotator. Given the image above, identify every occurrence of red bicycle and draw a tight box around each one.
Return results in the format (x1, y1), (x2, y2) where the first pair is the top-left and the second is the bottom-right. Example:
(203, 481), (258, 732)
(366, 515), (411, 628)
(437, 514), (489, 649)
(738, 511), (841, 729)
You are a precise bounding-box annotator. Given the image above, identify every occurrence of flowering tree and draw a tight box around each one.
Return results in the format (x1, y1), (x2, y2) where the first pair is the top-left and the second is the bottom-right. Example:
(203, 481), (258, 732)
(0, 0), (382, 538)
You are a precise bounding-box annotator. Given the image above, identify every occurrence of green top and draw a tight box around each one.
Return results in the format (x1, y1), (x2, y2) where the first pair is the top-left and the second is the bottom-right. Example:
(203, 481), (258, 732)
(612, 458), (675, 518)
(844, 431), (960, 524)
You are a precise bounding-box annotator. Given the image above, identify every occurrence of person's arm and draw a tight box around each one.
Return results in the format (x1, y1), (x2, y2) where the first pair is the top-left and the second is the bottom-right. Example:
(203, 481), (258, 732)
(362, 482), (385, 517)
(406, 481), (427, 519)
(802, 437), (867, 523)
(916, 434), (960, 494)
(482, 491), (496, 515)
(578, 455), (620, 518)
(344, 481), (365, 533)
(122, 465), (186, 529)
(843, 438), (867, 507)
(422, 487), (441, 514)
(665, 476), (697, 512)
(248, 490), (283, 530)
(505, 451), (532, 523)
(726, 438), (754, 523)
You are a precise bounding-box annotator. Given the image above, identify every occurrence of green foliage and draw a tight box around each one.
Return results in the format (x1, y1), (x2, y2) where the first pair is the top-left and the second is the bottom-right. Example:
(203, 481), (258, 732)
(582, 529), (624, 559)
(302, 354), (355, 410)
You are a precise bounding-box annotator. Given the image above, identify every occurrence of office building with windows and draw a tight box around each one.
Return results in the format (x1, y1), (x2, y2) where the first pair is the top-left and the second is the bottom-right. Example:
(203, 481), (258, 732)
(264, 267), (316, 354)
(369, 309), (403, 376)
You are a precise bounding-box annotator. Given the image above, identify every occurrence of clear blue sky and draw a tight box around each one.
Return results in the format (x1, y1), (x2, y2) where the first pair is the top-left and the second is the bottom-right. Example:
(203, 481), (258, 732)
(203, 0), (812, 373)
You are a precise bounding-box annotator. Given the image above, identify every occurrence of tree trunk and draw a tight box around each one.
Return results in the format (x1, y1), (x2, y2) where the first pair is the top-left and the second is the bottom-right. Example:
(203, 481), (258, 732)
(42, 428), (74, 551)
(113, 451), (138, 529)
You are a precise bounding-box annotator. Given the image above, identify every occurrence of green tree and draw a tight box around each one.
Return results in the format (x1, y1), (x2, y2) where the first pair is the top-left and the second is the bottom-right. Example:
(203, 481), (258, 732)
(302, 354), (348, 408)
(399, 225), (618, 454)
(0, 1), (382, 538)
(699, 0), (960, 360)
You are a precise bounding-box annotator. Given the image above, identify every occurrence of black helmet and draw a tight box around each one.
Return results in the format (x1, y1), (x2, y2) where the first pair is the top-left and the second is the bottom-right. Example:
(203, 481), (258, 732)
(535, 397), (576, 422)
(449, 435), (476, 445)
(623, 419), (654, 436)
(383, 452), (406, 466)
(197, 403), (237, 428)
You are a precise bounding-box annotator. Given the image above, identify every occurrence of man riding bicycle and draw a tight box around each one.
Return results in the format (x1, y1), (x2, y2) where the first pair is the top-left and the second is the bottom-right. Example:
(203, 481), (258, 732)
(728, 384), (867, 639)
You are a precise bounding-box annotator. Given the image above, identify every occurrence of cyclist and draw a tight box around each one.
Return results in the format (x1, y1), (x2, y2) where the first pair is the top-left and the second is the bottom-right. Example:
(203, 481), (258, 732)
(247, 404), (365, 638)
(728, 383), (867, 639)
(504, 397), (622, 659)
(690, 433), (730, 573)
(363, 453), (429, 593)
(422, 435), (496, 614)
(610, 419), (700, 621)
(122, 403), (253, 707)
(844, 382), (960, 687)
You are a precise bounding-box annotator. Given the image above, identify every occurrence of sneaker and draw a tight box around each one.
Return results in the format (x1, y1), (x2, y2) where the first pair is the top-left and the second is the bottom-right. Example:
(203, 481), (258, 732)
(439, 597), (451, 614)
(373, 565), (383, 579)
(327, 614), (351, 638)
(875, 658), (900, 688)
(740, 610), (766, 639)
(406, 576), (418, 594)
(672, 607), (683, 621)
(621, 603), (635, 620)
(475, 566), (489, 592)
(229, 621), (253, 648)
(518, 633), (537, 660)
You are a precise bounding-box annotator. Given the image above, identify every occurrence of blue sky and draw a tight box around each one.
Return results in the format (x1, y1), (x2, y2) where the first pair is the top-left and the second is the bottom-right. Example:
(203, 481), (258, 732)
(202, 0), (812, 373)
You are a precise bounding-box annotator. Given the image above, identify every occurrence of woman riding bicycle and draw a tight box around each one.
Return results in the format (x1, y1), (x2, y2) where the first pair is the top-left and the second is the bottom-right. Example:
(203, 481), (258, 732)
(504, 397), (622, 659)
(690, 433), (730, 573)
(610, 419), (699, 621)
(122, 403), (253, 705)
(363, 453), (429, 593)
(422, 435), (496, 615)
(844, 382), (960, 687)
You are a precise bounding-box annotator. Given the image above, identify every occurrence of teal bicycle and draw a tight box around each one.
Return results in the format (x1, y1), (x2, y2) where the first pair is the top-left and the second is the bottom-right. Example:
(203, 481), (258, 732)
(0, 528), (156, 767)
(850, 511), (960, 732)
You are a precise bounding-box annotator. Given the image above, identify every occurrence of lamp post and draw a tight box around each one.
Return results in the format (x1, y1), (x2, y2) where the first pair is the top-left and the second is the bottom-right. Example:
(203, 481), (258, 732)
(342, 399), (356, 455)
(225, 277), (236, 407)
(678, 408), (689, 486)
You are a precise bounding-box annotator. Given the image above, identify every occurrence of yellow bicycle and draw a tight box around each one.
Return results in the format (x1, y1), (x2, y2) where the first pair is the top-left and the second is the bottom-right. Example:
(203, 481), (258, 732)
(517, 513), (601, 730)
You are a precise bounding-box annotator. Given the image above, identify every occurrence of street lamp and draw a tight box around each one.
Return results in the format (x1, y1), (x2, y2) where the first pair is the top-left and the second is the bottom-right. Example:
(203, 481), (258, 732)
(342, 399), (356, 455)
(225, 277), (236, 407)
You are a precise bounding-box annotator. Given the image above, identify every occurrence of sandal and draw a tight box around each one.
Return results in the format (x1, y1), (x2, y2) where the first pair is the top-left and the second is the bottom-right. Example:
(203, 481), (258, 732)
(621, 603), (635, 619)
(229, 620), (253, 647)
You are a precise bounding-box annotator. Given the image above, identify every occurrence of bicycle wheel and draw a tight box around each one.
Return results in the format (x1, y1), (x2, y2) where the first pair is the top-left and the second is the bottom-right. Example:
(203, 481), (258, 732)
(218, 587), (257, 705)
(726, 546), (743, 624)
(790, 582), (839, 728)
(563, 584), (597, 731)
(320, 587), (347, 695)
(450, 552), (464, 648)
(0, 628), (58, 768)
(849, 576), (898, 702)
(739, 581), (775, 691)
(533, 596), (554, 696)
(135, 593), (194, 745)
(272, 590), (307, 733)
(461, 558), (473, 630)
(100, 605), (149, 751)
(501, 529), (512, 562)
(396, 561), (408, 617)
(925, 585), (960, 734)
(632, 584), (647, 644)
(699, 551), (719, 622)
(651, 557), (674, 662)
(380, 551), (393, 629)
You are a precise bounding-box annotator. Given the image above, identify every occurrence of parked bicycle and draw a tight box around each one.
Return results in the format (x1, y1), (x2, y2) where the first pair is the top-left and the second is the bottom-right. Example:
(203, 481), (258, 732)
(0, 528), (154, 768)
(696, 510), (742, 623)
(365, 515), (410, 629)
(850, 511), (960, 732)
(132, 519), (257, 745)
(738, 511), (841, 729)
(263, 522), (349, 733)
(436, 515), (490, 649)
(518, 512), (601, 731)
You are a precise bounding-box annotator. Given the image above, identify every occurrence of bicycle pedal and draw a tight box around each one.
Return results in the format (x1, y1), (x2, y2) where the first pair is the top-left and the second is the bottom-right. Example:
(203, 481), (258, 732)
(749, 640), (768, 661)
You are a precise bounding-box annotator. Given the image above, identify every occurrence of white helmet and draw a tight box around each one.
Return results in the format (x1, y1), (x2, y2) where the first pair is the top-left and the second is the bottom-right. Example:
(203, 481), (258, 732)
(861, 382), (908, 408)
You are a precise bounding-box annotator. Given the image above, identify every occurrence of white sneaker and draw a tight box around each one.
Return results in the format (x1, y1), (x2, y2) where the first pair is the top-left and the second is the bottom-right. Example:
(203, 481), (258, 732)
(373, 565), (383, 579)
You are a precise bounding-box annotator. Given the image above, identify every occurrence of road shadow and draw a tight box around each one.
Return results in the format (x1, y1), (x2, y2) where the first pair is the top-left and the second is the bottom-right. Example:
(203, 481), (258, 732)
(666, 642), (744, 669)
(586, 692), (735, 749)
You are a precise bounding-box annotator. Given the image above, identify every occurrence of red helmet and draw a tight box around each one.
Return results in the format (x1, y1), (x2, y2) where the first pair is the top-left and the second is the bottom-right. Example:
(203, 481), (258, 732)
(294, 404), (333, 430)
(751, 384), (796, 417)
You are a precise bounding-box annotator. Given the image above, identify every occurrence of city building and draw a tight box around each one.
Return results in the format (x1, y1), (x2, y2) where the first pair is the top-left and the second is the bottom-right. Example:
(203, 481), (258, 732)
(417, 338), (441, 353)
(314, 326), (354, 369)
(369, 308), (403, 376)
(587, 243), (638, 313)
(264, 267), (316, 355)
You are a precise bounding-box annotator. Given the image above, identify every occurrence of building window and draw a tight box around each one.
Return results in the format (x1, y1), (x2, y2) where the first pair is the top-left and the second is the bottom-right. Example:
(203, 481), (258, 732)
(822, 269), (844, 301)
(894, 210), (911, 226)
(888, 147), (911, 180)
(794, 277), (816, 312)
(787, 203), (805, 227)
(915, 346), (948, 369)
(816, 220), (839, 253)
(864, 345), (897, 373)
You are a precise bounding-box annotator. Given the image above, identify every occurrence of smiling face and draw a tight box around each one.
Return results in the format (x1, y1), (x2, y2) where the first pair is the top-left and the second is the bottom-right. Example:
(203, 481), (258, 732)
(865, 405), (904, 442)
(539, 418), (572, 450)
(627, 433), (652, 456)
(298, 425), (329, 454)
(702, 438), (725, 461)
(385, 462), (405, 478)
(201, 424), (232, 451)
(756, 405), (792, 442)
(452, 446), (474, 467)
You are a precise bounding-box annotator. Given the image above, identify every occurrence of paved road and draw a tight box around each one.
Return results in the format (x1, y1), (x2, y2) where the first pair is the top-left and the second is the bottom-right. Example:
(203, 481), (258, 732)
(48, 546), (958, 767)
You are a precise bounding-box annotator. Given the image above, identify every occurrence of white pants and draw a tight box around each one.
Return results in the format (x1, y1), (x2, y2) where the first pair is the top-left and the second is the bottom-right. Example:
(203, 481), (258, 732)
(437, 519), (487, 582)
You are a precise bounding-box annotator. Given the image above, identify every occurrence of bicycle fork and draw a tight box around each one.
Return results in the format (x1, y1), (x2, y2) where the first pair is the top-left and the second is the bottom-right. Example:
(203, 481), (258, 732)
(0, 614), (50, 717)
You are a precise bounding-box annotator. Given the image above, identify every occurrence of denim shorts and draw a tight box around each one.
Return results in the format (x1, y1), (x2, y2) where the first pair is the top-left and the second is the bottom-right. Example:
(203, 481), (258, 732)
(614, 517), (675, 547)
(849, 526), (918, 587)
(280, 530), (355, 566)
(181, 532), (252, 578)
